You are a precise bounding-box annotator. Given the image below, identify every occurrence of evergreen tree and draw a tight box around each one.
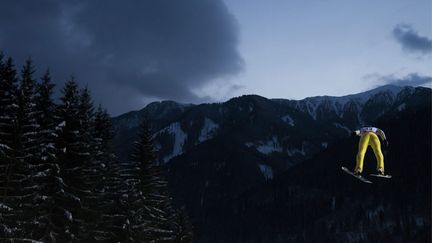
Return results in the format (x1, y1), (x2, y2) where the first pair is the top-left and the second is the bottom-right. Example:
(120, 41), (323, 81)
(54, 78), (84, 241)
(0, 55), (19, 150)
(77, 86), (94, 163)
(16, 58), (38, 164)
(0, 56), (20, 170)
(35, 69), (57, 163)
(74, 87), (109, 241)
(54, 80), (106, 242)
(122, 119), (178, 242)
(172, 207), (194, 243)
(93, 105), (114, 157)
(29, 69), (74, 242)
(11, 58), (41, 240)
(55, 78), (82, 187)
(0, 56), (31, 240)
(89, 105), (125, 242)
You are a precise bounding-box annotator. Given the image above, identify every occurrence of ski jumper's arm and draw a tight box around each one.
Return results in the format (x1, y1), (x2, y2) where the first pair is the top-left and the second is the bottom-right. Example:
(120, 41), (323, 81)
(376, 128), (387, 141)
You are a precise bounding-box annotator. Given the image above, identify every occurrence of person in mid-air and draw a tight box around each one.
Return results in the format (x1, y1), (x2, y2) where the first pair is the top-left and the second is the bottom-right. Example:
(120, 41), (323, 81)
(351, 126), (389, 176)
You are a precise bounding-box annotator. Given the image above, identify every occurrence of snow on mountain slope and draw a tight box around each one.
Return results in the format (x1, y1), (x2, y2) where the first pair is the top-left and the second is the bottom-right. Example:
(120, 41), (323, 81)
(276, 85), (405, 120)
(258, 164), (273, 180)
(155, 122), (188, 162)
(198, 118), (219, 143)
(256, 136), (284, 154)
(281, 114), (295, 126)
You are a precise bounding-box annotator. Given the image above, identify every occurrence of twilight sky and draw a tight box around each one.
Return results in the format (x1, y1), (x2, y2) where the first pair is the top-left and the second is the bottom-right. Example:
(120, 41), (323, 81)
(0, 0), (431, 116)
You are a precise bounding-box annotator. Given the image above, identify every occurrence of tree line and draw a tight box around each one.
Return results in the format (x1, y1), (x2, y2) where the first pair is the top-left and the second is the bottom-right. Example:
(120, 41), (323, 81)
(0, 53), (193, 242)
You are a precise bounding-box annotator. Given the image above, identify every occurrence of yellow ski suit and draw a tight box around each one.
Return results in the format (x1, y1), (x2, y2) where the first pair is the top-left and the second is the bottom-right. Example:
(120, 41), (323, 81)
(354, 127), (387, 173)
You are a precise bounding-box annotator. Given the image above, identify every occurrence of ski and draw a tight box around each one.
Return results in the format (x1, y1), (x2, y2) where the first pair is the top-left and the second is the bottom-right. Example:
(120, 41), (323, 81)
(341, 166), (372, 184)
(369, 173), (392, 179)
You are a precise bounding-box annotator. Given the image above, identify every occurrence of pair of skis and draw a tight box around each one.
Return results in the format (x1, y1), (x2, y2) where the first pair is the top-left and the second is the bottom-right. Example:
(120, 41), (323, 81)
(341, 166), (391, 184)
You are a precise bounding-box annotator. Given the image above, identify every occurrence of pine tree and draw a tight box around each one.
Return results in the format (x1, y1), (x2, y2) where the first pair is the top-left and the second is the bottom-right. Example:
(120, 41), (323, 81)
(16, 58), (38, 164)
(74, 87), (109, 241)
(0, 56), (20, 175)
(0, 56), (30, 240)
(29, 69), (74, 242)
(172, 207), (194, 243)
(35, 69), (57, 163)
(93, 105), (114, 158)
(77, 86), (94, 163)
(122, 119), (178, 242)
(11, 58), (41, 240)
(55, 78), (82, 187)
(0, 55), (19, 151)
(89, 105), (125, 242)
(54, 78), (84, 241)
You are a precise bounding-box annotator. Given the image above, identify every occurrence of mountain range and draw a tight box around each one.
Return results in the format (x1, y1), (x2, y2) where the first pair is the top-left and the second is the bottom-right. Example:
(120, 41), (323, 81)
(112, 85), (431, 242)
(113, 85), (417, 170)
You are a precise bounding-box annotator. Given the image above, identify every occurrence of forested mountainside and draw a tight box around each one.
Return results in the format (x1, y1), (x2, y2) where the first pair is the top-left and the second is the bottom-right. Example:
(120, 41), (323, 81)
(113, 85), (431, 243)
(168, 88), (431, 243)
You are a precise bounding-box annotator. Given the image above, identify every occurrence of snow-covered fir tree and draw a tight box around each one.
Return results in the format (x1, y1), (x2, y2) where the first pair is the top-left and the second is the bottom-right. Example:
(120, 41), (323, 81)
(0, 55), (19, 166)
(0, 55), (21, 240)
(35, 69), (57, 163)
(0, 57), (54, 242)
(53, 80), (112, 242)
(74, 87), (112, 241)
(0, 54), (19, 160)
(77, 86), (94, 163)
(0, 56), (39, 241)
(90, 105), (126, 242)
(12, 59), (41, 239)
(31, 69), (74, 242)
(171, 206), (194, 243)
(16, 59), (39, 165)
(54, 78), (85, 241)
(119, 119), (178, 242)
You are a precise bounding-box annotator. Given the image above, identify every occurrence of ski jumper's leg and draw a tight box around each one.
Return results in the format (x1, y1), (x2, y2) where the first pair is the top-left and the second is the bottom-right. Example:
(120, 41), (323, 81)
(369, 133), (384, 172)
(355, 133), (370, 173)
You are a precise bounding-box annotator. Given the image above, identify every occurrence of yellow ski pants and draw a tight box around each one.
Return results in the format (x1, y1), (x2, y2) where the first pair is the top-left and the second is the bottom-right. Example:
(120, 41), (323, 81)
(355, 132), (384, 173)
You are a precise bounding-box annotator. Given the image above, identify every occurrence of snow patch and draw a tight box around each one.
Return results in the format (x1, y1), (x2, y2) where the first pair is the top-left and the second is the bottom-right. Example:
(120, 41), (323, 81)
(258, 164), (273, 180)
(281, 114), (295, 126)
(256, 136), (283, 154)
(0, 143), (12, 151)
(198, 118), (219, 143)
(0, 203), (13, 211)
(245, 142), (254, 147)
(157, 122), (188, 162)
(65, 210), (73, 221)
(287, 148), (305, 156)
(35, 171), (48, 177)
(321, 142), (328, 148)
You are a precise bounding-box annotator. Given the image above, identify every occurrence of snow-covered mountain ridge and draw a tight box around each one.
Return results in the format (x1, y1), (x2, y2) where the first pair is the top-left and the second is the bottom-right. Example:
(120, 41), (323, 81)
(112, 85), (423, 168)
(111, 84), (431, 242)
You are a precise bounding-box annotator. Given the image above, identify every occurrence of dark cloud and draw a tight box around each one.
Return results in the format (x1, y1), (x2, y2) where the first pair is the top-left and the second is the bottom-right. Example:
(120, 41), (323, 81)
(380, 73), (432, 87)
(0, 0), (243, 115)
(392, 24), (432, 55)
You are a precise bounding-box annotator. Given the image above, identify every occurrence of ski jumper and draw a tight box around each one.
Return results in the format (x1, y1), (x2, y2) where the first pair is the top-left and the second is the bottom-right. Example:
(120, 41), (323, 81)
(354, 127), (387, 173)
